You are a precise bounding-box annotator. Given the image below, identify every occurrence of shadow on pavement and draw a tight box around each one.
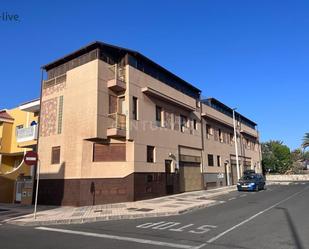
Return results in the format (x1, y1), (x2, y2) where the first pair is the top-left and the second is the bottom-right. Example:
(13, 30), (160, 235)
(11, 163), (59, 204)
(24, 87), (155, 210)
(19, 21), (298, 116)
(276, 207), (305, 249)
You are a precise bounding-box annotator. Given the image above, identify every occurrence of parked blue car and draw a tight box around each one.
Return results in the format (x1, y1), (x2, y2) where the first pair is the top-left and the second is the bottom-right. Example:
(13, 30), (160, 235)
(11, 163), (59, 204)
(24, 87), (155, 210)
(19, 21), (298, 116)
(237, 173), (265, 191)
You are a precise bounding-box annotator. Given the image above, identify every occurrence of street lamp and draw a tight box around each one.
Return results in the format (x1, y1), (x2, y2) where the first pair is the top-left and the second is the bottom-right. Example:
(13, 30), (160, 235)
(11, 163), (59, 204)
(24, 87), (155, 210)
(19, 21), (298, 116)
(232, 108), (240, 180)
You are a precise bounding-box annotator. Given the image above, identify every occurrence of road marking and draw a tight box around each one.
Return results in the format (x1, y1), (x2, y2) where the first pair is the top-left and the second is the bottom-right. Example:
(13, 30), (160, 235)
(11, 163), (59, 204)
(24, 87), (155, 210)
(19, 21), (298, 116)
(207, 185), (309, 244)
(228, 197), (236, 201)
(137, 221), (166, 228)
(240, 194), (247, 197)
(137, 221), (217, 234)
(170, 224), (194, 232)
(152, 222), (181, 230)
(35, 226), (204, 249)
(189, 225), (217, 234)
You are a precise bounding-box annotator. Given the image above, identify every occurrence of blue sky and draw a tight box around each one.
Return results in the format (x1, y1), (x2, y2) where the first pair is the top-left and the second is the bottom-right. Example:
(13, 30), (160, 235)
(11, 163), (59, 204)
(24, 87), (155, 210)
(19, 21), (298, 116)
(0, 0), (308, 149)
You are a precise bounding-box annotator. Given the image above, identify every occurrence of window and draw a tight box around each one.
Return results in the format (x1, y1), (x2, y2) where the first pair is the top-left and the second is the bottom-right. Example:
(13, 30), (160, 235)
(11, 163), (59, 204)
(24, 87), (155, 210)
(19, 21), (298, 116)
(109, 95), (117, 114)
(147, 145), (155, 163)
(208, 154), (214, 166)
(16, 125), (23, 135)
(193, 119), (197, 130)
(93, 143), (126, 162)
(219, 129), (223, 143)
(57, 96), (64, 134)
(155, 106), (162, 126)
(217, 156), (221, 167)
(230, 133), (234, 144)
(180, 115), (187, 132)
(118, 97), (125, 114)
(132, 97), (138, 120)
(206, 124), (212, 139)
(51, 146), (60, 164)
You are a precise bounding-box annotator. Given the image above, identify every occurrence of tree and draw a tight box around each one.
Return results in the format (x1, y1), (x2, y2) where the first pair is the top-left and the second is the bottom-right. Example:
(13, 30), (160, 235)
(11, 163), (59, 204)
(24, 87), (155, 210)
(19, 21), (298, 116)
(290, 148), (305, 173)
(262, 140), (292, 174)
(302, 133), (309, 150)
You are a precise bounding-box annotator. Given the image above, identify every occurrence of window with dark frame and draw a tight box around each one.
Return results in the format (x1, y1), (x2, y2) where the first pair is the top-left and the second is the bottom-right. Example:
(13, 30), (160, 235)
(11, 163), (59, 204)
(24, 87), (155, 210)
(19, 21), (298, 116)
(180, 115), (187, 132)
(155, 106), (162, 126)
(147, 145), (155, 163)
(219, 129), (223, 142)
(132, 97), (138, 120)
(193, 119), (197, 130)
(230, 133), (234, 144)
(51, 146), (61, 164)
(206, 124), (212, 139)
(217, 155), (221, 167)
(208, 154), (214, 166)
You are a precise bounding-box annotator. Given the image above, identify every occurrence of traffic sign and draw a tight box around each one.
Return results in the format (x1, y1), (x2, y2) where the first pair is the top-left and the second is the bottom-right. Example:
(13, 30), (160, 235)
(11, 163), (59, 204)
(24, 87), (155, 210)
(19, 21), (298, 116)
(24, 151), (38, 166)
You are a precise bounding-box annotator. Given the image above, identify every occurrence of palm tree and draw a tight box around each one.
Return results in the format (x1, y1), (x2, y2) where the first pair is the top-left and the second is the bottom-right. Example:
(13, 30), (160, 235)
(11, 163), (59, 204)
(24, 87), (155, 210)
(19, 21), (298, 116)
(302, 133), (309, 150)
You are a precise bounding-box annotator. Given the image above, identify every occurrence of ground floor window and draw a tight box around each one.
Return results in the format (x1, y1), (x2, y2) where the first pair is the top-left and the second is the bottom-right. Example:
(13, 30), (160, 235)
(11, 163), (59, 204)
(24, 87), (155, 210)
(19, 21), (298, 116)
(93, 143), (126, 162)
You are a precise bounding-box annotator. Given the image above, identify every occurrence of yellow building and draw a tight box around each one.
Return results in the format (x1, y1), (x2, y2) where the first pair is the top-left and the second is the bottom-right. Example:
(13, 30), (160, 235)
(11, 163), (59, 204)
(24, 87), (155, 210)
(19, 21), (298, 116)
(0, 99), (40, 204)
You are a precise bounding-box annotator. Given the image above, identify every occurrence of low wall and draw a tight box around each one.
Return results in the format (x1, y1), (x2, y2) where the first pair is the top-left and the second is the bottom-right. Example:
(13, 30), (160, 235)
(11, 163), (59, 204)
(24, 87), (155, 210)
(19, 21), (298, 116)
(266, 174), (309, 182)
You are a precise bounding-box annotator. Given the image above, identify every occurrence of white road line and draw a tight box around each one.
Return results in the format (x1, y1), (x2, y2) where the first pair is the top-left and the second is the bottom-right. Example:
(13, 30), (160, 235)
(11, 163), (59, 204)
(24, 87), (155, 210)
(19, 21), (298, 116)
(35, 226), (204, 249)
(207, 186), (309, 244)
(228, 197), (236, 201)
(240, 194), (247, 197)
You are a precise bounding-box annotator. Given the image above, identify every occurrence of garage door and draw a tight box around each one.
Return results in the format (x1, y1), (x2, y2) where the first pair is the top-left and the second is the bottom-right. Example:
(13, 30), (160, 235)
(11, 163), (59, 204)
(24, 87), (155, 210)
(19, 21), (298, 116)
(179, 163), (202, 192)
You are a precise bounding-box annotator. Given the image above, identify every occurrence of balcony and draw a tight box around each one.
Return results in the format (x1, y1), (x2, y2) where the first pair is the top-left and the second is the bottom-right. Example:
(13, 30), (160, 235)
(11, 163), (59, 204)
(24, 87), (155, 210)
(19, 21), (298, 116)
(107, 64), (126, 92)
(107, 113), (126, 138)
(16, 125), (38, 143)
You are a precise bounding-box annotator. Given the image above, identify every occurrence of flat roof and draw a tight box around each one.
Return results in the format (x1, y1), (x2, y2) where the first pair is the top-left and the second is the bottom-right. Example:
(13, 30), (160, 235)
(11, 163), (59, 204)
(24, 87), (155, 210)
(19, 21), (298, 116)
(42, 41), (201, 95)
(202, 97), (257, 126)
(19, 98), (40, 112)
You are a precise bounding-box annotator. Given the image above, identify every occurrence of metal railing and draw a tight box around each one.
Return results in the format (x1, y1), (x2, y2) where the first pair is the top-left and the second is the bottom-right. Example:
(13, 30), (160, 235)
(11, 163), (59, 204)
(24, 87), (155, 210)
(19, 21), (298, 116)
(108, 64), (126, 82)
(107, 113), (126, 130)
(16, 125), (38, 143)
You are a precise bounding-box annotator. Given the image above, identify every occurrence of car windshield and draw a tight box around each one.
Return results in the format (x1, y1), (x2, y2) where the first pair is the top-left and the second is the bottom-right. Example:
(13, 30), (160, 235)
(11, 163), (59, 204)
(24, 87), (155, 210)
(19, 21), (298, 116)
(241, 175), (256, 180)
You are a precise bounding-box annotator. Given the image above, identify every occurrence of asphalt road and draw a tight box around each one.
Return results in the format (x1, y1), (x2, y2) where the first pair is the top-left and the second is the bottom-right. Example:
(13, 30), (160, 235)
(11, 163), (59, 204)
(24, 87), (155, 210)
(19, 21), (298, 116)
(1, 183), (309, 249)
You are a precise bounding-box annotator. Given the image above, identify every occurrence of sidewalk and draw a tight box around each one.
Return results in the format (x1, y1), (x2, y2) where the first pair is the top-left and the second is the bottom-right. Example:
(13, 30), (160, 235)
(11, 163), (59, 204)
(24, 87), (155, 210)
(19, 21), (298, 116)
(4, 185), (236, 226)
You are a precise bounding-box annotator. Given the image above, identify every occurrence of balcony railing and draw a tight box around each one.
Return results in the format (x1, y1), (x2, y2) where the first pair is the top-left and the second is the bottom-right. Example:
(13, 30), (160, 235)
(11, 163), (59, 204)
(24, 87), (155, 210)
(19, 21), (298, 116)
(16, 125), (38, 143)
(107, 64), (126, 92)
(108, 113), (126, 130)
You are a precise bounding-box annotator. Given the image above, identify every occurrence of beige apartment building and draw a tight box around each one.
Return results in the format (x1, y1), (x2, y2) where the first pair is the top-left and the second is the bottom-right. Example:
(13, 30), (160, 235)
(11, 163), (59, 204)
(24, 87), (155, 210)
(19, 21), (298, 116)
(201, 98), (262, 189)
(38, 41), (261, 206)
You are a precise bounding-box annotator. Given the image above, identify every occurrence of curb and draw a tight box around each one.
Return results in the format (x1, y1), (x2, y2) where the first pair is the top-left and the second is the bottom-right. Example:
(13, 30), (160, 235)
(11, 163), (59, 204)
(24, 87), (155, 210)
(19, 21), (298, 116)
(8, 200), (220, 227)
(8, 187), (236, 227)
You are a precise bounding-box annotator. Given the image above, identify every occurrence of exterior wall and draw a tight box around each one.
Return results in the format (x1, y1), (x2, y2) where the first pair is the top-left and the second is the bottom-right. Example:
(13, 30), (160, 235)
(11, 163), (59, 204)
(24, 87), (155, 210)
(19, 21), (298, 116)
(6, 108), (37, 153)
(128, 65), (202, 175)
(201, 103), (261, 189)
(266, 174), (309, 182)
(0, 107), (38, 203)
(38, 47), (261, 205)
(38, 58), (203, 205)
(0, 122), (13, 153)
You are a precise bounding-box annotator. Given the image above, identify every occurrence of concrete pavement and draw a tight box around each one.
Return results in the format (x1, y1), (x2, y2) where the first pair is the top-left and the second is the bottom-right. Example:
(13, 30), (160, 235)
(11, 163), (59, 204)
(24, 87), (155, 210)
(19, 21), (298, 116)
(3, 185), (236, 226)
(1, 183), (308, 249)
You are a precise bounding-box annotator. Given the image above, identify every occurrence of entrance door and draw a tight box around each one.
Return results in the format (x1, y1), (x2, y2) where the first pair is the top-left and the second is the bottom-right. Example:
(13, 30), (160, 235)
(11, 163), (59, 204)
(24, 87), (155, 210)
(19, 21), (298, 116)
(165, 160), (174, 195)
(179, 162), (202, 192)
(231, 164), (238, 185)
(15, 181), (24, 202)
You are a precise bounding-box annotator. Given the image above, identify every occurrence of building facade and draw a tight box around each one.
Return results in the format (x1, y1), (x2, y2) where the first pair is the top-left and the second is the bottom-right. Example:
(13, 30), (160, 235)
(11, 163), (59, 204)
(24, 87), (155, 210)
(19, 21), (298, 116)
(37, 41), (261, 206)
(0, 99), (39, 204)
(201, 98), (262, 189)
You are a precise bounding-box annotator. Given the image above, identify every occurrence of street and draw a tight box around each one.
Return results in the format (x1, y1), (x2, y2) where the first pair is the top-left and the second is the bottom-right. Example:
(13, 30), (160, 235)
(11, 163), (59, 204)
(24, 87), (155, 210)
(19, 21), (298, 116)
(1, 183), (309, 249)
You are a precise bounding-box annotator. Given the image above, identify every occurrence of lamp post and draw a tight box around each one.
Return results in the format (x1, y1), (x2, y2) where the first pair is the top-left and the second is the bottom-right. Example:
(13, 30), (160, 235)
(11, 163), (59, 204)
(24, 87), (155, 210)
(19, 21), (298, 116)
(232, 108), (240, 180)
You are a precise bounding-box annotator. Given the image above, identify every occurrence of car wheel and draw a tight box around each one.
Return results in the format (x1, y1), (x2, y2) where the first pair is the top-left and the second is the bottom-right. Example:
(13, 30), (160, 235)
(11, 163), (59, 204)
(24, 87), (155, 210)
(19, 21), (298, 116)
(255, 185), (259, 192)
